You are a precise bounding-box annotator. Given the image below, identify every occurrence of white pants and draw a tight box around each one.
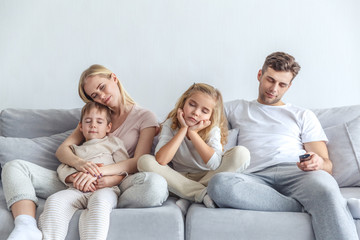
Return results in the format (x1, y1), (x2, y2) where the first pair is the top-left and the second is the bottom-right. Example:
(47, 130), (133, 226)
(38, 187), (120, 240)
(138, 146), (250, 203)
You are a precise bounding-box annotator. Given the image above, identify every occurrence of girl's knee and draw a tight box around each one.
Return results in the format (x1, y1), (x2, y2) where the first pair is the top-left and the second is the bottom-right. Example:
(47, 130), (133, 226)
(223, 146), (251, 171)
(232, 146), (250, 161)
(137, 154), (157, 172)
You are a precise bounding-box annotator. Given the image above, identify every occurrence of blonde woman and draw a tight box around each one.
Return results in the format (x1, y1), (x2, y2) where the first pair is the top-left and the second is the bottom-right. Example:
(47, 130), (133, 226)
(2, 64), (168, 240)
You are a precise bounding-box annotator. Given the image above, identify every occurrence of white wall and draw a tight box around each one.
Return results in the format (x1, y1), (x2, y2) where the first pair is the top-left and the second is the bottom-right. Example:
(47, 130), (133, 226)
(1, 0), (359, 120)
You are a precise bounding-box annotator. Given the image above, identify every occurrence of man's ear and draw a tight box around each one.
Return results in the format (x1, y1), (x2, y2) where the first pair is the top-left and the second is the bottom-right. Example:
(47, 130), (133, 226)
(257, 70), (262, 81)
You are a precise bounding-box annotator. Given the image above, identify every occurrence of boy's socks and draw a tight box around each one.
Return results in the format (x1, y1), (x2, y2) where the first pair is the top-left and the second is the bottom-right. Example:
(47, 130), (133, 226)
(348, 198), (360, 219)
(176, 198), (191, 216)
(7, 215), (42, 240)
(203, 194), (216, 208)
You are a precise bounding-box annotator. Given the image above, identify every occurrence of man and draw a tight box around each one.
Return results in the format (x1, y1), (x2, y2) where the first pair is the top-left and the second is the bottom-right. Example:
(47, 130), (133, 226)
(207, 52), (358, 240)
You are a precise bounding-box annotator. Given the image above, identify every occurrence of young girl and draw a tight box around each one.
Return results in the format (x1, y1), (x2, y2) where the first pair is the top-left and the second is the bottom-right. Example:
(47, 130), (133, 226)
(138, 83), (250, 211)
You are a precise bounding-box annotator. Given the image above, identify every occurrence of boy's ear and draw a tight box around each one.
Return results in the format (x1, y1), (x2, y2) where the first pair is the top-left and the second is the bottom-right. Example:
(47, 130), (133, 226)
(106, 122), (112, 133)
(79, 122), (83, 132)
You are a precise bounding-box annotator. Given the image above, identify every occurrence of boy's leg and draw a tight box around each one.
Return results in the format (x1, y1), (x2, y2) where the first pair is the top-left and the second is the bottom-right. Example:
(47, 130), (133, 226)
(79, 188), (119, 240)
(38, 189), (86, 240)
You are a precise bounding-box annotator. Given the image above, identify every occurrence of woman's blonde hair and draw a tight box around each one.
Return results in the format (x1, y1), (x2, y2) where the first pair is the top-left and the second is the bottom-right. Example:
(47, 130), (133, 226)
(78, 64), (135, 106)
(167, 83), (228, 148)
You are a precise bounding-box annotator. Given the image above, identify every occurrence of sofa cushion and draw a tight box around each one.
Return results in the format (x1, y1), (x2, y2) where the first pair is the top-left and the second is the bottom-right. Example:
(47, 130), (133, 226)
(186, 203), (315, 240)
(224, 128), (238, 151)
(313, 105), (360, 129)
(0, 108), (80, 138)
(323, 117), (360, 187)
(0, 130), (73, 172)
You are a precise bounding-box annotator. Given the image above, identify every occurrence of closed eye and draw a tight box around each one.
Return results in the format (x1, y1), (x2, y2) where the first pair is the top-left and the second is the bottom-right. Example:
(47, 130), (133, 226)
(202, 109), (209, 114)
(189, 102), (196, 107)
(279, 83), (288, 88)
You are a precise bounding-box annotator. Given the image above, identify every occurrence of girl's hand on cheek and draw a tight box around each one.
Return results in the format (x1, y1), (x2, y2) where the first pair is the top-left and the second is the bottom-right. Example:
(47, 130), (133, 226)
(189, 119), (211, 132)
(177, 108), (188, 128)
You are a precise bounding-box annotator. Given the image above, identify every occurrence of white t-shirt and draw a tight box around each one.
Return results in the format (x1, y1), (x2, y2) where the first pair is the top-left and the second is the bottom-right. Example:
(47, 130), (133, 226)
(155, 119), (223, 173)
(225, 99), (328, 173)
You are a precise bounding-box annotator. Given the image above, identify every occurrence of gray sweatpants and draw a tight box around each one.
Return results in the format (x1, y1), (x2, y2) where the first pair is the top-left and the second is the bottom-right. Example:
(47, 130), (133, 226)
(207, 163), (359, 240)
(1, 159), (169, 210)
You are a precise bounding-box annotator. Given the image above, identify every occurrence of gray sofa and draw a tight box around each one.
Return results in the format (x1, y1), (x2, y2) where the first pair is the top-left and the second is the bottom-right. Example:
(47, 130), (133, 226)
(1, 103), (360, 240)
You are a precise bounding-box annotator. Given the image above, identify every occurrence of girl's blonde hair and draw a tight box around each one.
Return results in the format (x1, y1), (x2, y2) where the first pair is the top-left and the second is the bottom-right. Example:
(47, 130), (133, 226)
(78, 64), (135, 106)
(167, 83), (228, 148)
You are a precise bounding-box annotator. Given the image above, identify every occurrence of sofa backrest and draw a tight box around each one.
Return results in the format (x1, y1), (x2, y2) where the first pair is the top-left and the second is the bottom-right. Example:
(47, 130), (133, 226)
(0, 108), (81, 138)
(0, 108), (81, 178)
(313, 105), (360, 128)
(314, 105), (360, 187)
(1, 104), (360, 187)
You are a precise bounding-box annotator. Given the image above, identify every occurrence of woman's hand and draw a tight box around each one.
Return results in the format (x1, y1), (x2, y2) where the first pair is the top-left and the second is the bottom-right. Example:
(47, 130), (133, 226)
(96, 175), (125, 189)
(72, 172), (98, 192)
(73, 160), (102, 177)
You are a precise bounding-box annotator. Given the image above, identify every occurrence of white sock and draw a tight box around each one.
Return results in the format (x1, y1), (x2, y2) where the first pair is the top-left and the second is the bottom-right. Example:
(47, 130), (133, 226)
(203, 194), (216, 208)
(7, 215), (42, 240)
(348, 198), (360, 219)
(176, 198), (191, 216)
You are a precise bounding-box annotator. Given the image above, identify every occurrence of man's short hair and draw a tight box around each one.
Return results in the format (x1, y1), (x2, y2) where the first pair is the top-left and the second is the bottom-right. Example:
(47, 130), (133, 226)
(262, 52), (301, 80)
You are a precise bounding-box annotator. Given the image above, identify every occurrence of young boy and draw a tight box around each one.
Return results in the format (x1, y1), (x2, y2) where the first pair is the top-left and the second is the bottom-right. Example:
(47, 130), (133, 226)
(39, 102), (129, 240)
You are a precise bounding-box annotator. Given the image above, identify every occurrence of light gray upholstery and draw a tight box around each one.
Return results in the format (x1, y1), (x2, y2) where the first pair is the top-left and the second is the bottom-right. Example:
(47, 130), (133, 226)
(0, 105), (360, 239)
(0, 108), (184, 240)
(0, 108), (81, 138)
(0, 182), (184, 239)
(186, 203), (315, 240)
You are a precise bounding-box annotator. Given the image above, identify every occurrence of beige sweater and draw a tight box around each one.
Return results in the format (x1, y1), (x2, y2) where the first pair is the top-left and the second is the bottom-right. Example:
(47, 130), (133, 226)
(57, 136), (129, 185)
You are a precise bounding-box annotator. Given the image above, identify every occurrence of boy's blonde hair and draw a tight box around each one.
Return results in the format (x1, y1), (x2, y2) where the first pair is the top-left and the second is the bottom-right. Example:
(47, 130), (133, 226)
(166, 83), (228, 148)
(78, 64), (135, 106)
